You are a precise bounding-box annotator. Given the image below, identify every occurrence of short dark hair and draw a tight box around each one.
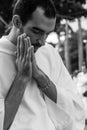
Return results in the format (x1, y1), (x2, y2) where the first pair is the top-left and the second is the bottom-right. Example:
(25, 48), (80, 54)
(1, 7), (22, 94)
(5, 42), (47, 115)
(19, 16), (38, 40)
(13, 0), (56, 25)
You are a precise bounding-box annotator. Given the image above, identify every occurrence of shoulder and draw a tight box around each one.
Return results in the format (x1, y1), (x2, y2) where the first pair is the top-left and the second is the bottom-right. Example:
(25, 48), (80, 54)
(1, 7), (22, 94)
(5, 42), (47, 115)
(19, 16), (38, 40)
(35, 44), (62, 65)
(35, 44), (63, 82)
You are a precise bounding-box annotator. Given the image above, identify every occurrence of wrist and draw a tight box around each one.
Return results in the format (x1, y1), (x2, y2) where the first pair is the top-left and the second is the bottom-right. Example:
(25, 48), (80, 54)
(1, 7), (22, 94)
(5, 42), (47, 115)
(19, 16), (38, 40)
(33, 68), (43, 81)
(33, 71), (47, 89)
(16, 73), (29, 84)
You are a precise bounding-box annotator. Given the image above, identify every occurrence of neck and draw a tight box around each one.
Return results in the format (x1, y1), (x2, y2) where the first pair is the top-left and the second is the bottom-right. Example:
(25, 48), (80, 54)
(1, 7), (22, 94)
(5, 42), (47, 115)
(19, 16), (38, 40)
(6, 26), (18, 46)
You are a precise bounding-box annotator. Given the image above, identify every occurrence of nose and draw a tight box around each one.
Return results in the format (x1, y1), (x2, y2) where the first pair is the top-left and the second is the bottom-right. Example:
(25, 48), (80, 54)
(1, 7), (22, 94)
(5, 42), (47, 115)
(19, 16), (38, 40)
(37, 39), (44, 46)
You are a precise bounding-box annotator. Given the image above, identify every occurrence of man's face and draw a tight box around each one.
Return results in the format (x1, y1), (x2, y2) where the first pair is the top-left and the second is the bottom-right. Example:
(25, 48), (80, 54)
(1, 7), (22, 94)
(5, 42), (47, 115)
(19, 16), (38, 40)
(22, 7), (56, 52)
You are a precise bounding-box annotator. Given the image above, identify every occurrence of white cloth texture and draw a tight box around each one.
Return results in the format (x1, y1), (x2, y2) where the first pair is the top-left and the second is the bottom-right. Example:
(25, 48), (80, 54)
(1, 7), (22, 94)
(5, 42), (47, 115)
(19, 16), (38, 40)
(35, 44), (85, 130)
(0, 36), (85, 130)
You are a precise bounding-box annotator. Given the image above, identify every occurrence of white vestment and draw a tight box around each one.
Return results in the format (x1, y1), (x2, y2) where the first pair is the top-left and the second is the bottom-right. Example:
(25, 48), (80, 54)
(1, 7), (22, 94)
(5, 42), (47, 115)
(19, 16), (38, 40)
(0, 37), (85, 130)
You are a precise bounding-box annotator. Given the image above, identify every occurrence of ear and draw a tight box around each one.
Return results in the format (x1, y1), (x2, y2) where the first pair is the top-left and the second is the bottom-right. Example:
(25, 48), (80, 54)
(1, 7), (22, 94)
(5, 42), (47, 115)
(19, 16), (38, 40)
(12, 15), (22, 29)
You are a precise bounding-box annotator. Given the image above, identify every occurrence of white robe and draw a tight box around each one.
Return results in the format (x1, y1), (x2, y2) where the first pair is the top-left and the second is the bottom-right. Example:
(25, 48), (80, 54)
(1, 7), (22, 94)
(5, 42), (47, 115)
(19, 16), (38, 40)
(0, 37), (85, 130)
(35, 44), (85, 130)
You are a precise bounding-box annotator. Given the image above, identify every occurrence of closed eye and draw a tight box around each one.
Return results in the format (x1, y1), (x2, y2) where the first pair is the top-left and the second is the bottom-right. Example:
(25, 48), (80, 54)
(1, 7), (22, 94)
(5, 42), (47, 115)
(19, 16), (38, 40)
(32, 27), (44, 35)
(32, 29), (41, 34)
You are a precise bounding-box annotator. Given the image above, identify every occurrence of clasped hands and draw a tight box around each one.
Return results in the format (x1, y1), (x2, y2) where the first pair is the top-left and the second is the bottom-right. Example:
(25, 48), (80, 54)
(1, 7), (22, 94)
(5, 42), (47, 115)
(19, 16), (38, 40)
(15, 33), (56, 103)
(16, 33), (40, 82)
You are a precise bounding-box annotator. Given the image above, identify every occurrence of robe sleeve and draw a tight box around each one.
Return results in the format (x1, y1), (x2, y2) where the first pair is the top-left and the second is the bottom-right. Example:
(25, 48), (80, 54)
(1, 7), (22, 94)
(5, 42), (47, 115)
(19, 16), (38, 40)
(0, 98), (4, 130)
(35, 44), (85, 130)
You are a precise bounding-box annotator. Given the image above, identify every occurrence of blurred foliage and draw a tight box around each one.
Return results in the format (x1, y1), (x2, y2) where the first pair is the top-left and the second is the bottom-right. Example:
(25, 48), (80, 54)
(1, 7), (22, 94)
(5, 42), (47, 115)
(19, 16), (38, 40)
(58, 26), (87, 73)
(0, 0), (87, 22)
(0, 0), (13, 22)
(53, 0), (87, 21)
(53, 0), (87, 73)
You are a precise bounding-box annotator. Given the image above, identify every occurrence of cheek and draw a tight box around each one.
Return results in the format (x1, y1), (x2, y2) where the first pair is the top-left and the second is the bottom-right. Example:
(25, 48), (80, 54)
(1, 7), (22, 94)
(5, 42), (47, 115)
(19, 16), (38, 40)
(29, 34), (40, 46)
(24, 30), (35, 43)
(29, 33), (37, 44)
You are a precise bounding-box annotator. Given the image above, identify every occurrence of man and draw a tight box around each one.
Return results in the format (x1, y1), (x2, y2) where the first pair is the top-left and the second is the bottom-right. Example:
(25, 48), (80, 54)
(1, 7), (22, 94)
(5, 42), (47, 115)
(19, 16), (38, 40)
(0, 0), (85, 130)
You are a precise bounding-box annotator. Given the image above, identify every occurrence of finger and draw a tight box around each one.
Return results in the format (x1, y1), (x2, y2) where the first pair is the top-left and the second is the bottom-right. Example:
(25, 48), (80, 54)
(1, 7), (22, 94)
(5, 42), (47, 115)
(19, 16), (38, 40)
(26, 37), (29, 49)
(22, 33), (26, 38)
(31, 46), (35, 62)
(19, 33), (27, 59)
(16, 58), (18, 66)
(28, 47), (31, 61)
(27, 36), (31, 47)
(24, 37), (31, 63)
(23, 38), (28, 63)
(23, 37), (31, 65)
(26, 47), (31, 66)
(20, 35), (25, 60)
(17, 36), (20, 59)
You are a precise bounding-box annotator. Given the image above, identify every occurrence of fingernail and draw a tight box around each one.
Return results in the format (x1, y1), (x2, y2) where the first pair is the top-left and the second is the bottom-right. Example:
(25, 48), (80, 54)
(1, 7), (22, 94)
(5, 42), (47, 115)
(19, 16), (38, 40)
(27, 36), (30, 40)
(23, 33), (26, 37)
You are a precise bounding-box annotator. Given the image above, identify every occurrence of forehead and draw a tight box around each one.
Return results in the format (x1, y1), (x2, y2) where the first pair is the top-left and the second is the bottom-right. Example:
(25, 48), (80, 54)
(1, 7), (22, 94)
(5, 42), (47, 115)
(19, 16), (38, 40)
(25, 7), (56, 33)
